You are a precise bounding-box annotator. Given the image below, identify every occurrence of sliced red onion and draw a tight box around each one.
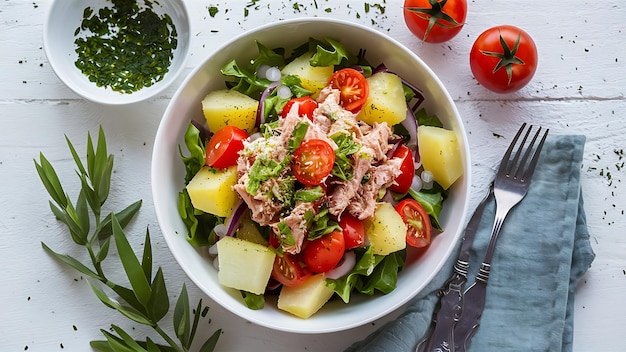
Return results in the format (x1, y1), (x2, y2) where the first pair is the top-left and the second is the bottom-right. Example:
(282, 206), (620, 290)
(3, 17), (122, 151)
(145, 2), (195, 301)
(372, 63), (388, 74)
(325, 251), (357, 279)
(191, 119), (212, 139)
(382, 190), (398, 207)
(401, 107), (422, 167)
(256, 64), (271, 79)
(213, 224), (227, 238)
(402, 108), (418, 150)
(266, 278), (282, 292)
(411, 174), (423, 193)
(255, 81), (280, 127)
(215, 200), (247, 239)
(277, 85), (291, 98)
(248, 132), (262, 142)
(265, 67), (281, 82)
(421, 170), (434, 190)
(208, 242), (219, 256)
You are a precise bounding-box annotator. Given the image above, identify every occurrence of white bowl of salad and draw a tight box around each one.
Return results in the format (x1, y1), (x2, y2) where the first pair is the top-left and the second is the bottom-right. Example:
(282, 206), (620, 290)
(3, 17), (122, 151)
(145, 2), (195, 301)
(152, 18), (470, 333)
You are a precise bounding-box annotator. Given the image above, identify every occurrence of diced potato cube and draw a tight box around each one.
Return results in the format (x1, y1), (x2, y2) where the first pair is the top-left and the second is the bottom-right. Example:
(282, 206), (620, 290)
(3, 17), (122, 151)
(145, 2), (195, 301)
(281, 53), (334, 98)
(364, 202), (407, 256)
(217, 236), (276, 295)
(277, 273), (334, 319)
(357, 72), (407, 126)
(417, 125), (463, 190)
(202, 89), (258, 133)
(186, 166), (239, 217)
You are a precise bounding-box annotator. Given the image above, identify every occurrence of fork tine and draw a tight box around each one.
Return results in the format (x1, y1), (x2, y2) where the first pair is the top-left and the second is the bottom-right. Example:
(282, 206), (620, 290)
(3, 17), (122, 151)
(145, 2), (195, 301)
(513, 126), (541, 180)
(498, 122), (527, 177)
(508, 125), (533, 178)
(521, 127), (549, 181)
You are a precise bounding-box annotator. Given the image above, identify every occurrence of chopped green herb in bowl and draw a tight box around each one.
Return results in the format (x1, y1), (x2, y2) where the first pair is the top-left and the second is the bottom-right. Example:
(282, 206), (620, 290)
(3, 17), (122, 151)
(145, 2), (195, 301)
(44, 0), (190, 105)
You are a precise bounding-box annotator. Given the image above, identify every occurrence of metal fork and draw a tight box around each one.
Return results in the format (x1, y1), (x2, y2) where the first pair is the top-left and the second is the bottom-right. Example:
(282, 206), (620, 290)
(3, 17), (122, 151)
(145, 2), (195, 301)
(453, 123), (549, 352)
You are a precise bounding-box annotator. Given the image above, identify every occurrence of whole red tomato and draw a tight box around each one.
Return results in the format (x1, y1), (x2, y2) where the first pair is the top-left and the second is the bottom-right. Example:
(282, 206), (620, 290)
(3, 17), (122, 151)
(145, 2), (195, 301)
(403, 0), (467, 43)
(470, 25), (538, 93)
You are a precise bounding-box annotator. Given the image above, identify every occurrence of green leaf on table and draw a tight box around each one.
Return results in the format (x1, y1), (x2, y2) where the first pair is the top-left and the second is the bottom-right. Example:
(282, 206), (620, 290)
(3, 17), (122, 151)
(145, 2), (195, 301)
(147, 267), (169, 322)
(41, 242), (102, 280)
(48, 200), (87, 245)
(188, 299), (203, 350)
(34, 153), (68, 208)
(107, 283), (147, 316)
(100, 329), (145, 352)
(97, 200), (142, 240)
(86, 127), (113, 206)
(78, 172), (100, 216)
(76, 190), (90, 237)
(96, 236), (111, 264)
(173, 283), (191, 347)
(112, 215), (152, 307)
(87, 280), (152, 326)
(199, 329), (222, 352)
(142, 228), (153, 283)
(65, 134), (87, 176)
(110, 324), (148, 351)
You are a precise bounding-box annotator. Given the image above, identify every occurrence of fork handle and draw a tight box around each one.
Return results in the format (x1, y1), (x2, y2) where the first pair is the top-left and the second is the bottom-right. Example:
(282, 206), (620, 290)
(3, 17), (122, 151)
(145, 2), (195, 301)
(453, 280), (488, 352)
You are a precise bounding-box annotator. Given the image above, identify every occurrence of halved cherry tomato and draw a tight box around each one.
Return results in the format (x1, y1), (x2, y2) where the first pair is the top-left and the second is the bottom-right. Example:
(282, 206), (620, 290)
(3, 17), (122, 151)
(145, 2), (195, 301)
(205, 125), (248, 168)
(339, 213), (365, 250)
(281, 96), (319, 120)
(303, 231), (346, 273)
(395, 198), (432, 248)
(327, 68), (369, 113)
(271, 253), (312, 288)
(388, 145), (415, 194)
(292, 139), (335, 186)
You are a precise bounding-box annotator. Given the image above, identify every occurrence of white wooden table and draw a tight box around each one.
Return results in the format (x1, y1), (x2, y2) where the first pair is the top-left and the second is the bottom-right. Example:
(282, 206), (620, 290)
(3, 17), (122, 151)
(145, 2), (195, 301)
(2, 1), (624, 351)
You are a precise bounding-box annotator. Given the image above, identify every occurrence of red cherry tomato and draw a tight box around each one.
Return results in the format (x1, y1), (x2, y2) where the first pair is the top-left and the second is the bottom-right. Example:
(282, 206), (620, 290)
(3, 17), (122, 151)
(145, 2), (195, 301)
(292, 139), (336, 186)
(469, 25), (538, 94)
(395, 199), (432, 248)
(327, 68), (369, 113)
(271, 253), (312, 288)
(303, 231), (346, 273)
(281, 96), (319, 120)
(339, 213), (365, 250)
(205, 125), (248, 168)
(388, 145), (415, 194)
(403, 0), (467, 43)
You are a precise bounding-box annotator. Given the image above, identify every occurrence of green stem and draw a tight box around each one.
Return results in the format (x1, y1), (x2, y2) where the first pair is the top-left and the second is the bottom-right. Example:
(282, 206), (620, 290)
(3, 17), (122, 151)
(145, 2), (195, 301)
(87, 242), (105, 278)
(154, 324), (184, 352)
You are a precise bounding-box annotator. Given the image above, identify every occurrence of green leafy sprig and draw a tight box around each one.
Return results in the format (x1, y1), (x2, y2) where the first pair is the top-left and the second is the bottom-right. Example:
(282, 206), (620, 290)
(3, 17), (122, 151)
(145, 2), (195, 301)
(35, 127), (221, 352)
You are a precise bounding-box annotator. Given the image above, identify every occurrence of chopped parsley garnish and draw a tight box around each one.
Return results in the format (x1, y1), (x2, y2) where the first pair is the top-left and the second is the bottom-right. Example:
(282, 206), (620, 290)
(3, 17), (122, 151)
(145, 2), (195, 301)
(74, 0), (178, 94)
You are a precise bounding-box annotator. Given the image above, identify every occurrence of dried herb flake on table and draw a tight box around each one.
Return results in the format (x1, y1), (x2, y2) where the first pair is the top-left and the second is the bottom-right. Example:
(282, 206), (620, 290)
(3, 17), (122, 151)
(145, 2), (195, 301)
(74, 0), (178, 94)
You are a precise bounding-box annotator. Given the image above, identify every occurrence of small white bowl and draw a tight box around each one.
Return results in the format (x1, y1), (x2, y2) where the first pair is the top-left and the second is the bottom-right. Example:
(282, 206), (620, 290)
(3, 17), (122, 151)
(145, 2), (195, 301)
(43, 0), (190, 105)
(152, 18), (471, 333)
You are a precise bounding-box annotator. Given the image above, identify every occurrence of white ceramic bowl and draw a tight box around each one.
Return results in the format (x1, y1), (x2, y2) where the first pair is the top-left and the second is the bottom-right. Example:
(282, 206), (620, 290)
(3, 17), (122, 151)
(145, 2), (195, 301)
(152, 18), (470, 334)
(43, 0), (190, 105)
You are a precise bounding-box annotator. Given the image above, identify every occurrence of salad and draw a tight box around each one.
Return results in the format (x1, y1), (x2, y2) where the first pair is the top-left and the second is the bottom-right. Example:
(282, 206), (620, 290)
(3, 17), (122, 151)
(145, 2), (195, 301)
(178, 38), (463, 319)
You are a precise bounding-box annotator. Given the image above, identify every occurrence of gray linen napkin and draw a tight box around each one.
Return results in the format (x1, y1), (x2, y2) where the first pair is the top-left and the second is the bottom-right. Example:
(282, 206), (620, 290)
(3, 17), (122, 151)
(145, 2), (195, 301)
(346, 135), (595, 352)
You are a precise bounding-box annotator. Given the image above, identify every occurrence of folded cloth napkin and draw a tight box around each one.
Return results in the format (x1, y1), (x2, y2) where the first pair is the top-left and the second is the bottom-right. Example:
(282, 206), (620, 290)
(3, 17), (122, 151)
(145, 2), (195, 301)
(346, 135), (595, 352)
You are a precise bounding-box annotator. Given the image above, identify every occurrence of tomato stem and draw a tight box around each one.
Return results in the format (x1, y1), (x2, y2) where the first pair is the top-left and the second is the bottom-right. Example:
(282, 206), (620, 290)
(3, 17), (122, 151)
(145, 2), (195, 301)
(479, 31), (525, 86)
(404, 0), (464, 41)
